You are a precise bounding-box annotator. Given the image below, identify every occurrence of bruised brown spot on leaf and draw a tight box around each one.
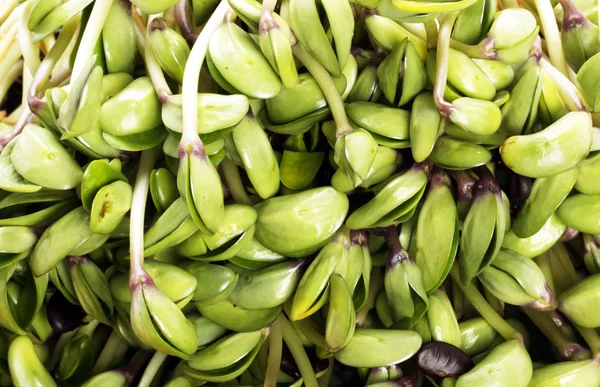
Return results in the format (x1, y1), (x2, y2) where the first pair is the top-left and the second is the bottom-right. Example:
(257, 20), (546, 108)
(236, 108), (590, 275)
(99, 193), (113, 219)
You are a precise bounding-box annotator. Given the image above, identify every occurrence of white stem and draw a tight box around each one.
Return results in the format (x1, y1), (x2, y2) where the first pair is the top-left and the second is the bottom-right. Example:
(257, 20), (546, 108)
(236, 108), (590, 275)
(0, 0), (17, 25)
(0, 5), (18, 37)
(0, 43), (21, 82)
(145, 14), (172, 100)
(129, 147), (160, 275)
(181, 0), (230, 142)
(0, 25), (18, 62)
(42, 34), (56, 53)
(535, 0), (569, 76)
(71, 0), (115, 80)
(0, 59), (22, 106)
(17, 0), (40, 75)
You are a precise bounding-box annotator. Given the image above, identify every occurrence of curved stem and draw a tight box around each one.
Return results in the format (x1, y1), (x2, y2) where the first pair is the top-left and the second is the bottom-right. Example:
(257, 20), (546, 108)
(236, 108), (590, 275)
(424, 20), (438, 50)
(92, 331), (129, 375)
(535, 0), (569, 76)
(280, 314), (318, 387)
(138, 351), (168, 387)
(0, 109), (32, 150)
(129, 147), (161, 277)
(221, 157), (253, 205)
(71, 0), (115, 80)
(145, 17), (173, 103)
(434, 11), (459, 117)
(291, 44), (352, 138)
(450, 265), (523, 342)
(264, 316), (283, 387)
(175, 0), (197, 44)
(27, 16), (80, 112)
(575, 324), (600, 356)
(181, 0), (230, 143)
(0, 59), (22, 109)
(0, 43), (21, 84)
(0, 24), (18, 62)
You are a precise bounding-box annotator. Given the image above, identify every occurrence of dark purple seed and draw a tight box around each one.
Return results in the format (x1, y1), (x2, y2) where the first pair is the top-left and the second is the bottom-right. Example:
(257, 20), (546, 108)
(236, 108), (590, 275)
(416, 342), (474, 381)
(47, 291), (86, 333)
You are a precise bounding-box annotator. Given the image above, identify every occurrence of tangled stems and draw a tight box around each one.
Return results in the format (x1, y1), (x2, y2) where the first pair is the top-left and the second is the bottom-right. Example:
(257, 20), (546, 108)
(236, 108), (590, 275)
(290, 45), (353, 139)
(27, 16), (80, 112)
(71, 0), (115, 81)
(280, 314), (319, 387)
(433, 11), (459, 117)
(180, 0), (229, 145)
(129, 146), (160, 279)
(449, 264), (524, 343)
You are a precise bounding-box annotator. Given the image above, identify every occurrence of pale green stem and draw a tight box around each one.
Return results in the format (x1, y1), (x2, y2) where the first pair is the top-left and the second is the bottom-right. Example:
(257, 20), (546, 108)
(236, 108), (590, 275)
(27, 15), (79, 109)
(132, 6), (147, 54)
(0, 43), (21, 83)
(181, 0), (230, 143)
(356, 267), (382, 327)
(0, 0), (17, 25)
(280, 314), (318, 387)
(264, 316), (283, 387)
(548, 250), (600, 356)
(17, 0), (40, 75)
(0, 24), (18, 62)
(0, 59), (22, 107)
(522, 308), (589, 359)
(292, 44), (352, 138)
(291, 317), (326, 348)
(21, 61), (32, 107)
(262, 0), (278, 12)
(71, 0), (115, 80)
(92, 331), (129, 375)
(433, 11), (459, 115)
(138, 351), (168, 387)
(450, 265), (523, 342)
(42, 34), (56, 52)
(575, 324), (600, 356)
(424, 20), (438, 50)
(0, 8), (18, 42)
(221, 157), (253, 205)
(535, 0), (569, 76)
(129, 147), (161, 276)
(449, 39), (489, 58)
(318, 358), (334, 387)
(144, 16), (173, 102)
